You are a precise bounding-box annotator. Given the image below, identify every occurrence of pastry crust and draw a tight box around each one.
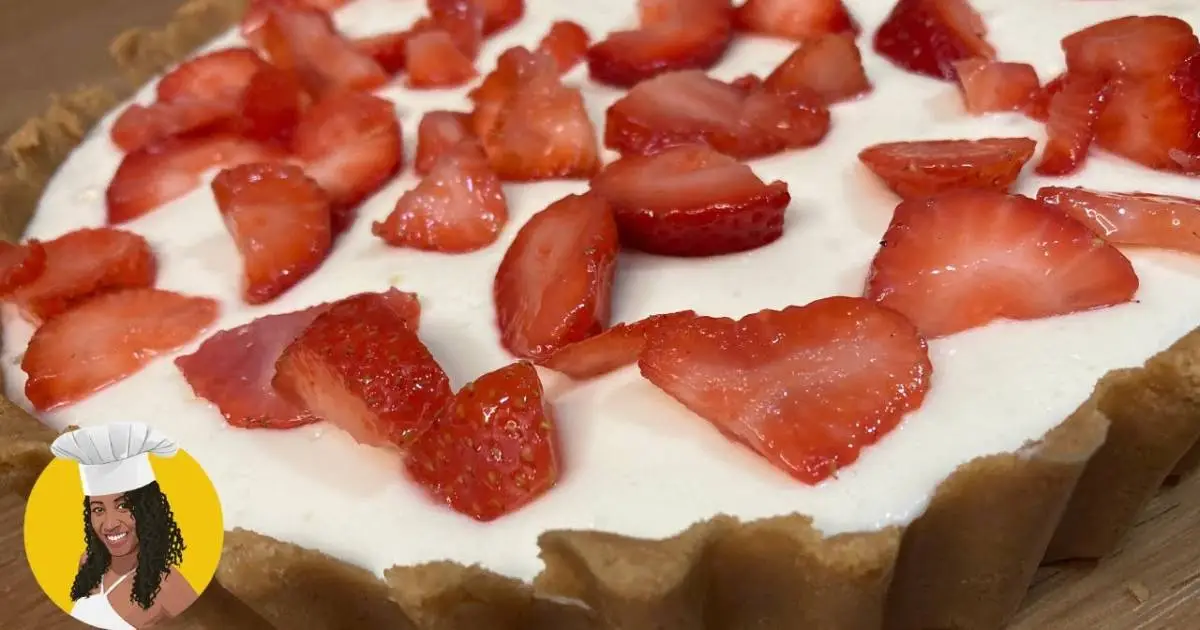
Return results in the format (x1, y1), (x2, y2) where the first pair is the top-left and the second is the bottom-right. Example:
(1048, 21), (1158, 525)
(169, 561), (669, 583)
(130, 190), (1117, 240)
(1, 2), (1199, 629)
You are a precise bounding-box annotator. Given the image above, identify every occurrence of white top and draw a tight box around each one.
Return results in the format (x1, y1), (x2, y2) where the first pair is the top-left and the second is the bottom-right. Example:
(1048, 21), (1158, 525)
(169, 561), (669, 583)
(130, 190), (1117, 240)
(51, 423), (177, 496)
(70, 571), (136, 630)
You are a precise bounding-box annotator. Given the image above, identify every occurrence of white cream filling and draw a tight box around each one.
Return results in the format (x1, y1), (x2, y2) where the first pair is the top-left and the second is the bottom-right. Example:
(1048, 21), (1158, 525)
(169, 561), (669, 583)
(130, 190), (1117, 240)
(5, 0), (1200, 581)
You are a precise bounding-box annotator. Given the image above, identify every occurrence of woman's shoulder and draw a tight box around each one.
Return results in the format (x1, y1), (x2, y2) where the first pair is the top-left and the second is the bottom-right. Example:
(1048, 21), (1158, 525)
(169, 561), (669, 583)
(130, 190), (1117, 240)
(154, 568), (199, 616)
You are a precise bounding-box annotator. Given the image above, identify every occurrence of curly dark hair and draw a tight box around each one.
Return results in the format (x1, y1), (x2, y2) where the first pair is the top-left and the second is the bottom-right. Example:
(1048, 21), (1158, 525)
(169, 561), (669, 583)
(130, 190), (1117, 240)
(69, 481), (186, 610)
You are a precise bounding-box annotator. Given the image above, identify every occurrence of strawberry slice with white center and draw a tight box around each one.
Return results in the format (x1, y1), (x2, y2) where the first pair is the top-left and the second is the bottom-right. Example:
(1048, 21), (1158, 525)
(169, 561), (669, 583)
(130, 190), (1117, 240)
(590, 144), (791, 256)
(293, 91), (403, 229)
(764, 33), (872, 104)
(1094, 73), (1199, 173)
(406, 361), (558, 521)
(468, 47), (548, 140)
(494, 193), (619, 360)
(952, 58), (1040, 115)
(734, 0), (858, 41)
(155, 48), (270, 103)
(106, 133), (285, 224)
(427, 0), (486, 58)
(242, 0), (345, 40)
(212, 163), (333, 305)
(414, 110), (477, 175)
(639, 297), (932, 484)
(1035, 74), (1109, 176)
(406, 30), (479, 88)
(7, 228), (156, 326)
(857, 137), (1036, 200)
(537, 20), (590, 74)
(873, 0), (995, 81)
(255, 2), (388, 97)
(865, 190), (1140, 339)
(539, 310), (695, 380)
(273, 292), (451, 449)
(373, 145), (507, 253)
(238, 66), (310, 147)
(1037, 186), (1200, 255)
(587, 0), (733, 88)
(0, 241), (46, 297)
(109, 100), (237, 154)
(1062, 16), (1198, 79)
(23, 288), (219, 411)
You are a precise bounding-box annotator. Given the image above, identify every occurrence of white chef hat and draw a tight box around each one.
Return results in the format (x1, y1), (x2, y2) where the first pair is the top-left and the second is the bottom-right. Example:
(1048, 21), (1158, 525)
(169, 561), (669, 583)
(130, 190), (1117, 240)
(50, 423), (178, 497)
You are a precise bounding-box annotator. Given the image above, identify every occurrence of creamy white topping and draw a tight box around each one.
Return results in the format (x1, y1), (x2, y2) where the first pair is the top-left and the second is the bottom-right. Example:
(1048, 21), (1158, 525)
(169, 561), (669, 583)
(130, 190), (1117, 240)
(6, 0), (1200, 581)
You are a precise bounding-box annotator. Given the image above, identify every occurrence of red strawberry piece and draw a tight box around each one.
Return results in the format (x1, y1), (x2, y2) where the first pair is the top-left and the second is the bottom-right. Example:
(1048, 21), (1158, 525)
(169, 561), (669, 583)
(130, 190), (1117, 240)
(1035, 74), (1109, 177)
(468, 46), (544, 139)
(156, 48), (269, 103)
(256, 2), (388, 97)
(0, 241), (46, 297)
(494, 193), (619, 359)
(953, 58), (1040, 114)
(406, 30), (479, 88)
(355, 31), (412, 75)
(23, 288), (218, 411)
(273, 292), (452, 448)
(405, 361), (558, 521)
(538, 310), (695, 379)
(242, 0), (344, 40)
(293, 91), (402, 229)
(1062, 16), (1198, 79)
(590, 144), (790, 256)
(415, 110), (477, 175)
(764, 33), (871, 104)
(734, 0), (858, 41)
(427, 0), (485, 57)
(481, 0), (524, 35)
(873, 0), (995, 81)
(865, 190), (1139, 338)
(7, 228), (156, 326)
(109, 100), (237, 153)
(1026, 73), (1065, 122)
(238, 66), (309, 147)
(605, 70), (830, 158)
(1037, 186), (1200, 255)
(1095, 75), (1198, 173)
(857, 137), (1036, 200)
(586, 0), (732, 88)
(212, 163), (333, 304)
(537, 20), (590, 74)
(639, 297), (931, 484)
(106, 133), (284, 224)
(373, 144), (507, 252)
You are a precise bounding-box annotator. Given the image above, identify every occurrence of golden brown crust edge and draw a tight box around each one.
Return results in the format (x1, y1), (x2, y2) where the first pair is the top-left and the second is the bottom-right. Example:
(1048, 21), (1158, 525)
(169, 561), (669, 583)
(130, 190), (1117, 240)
(0, 2), (1199, 629)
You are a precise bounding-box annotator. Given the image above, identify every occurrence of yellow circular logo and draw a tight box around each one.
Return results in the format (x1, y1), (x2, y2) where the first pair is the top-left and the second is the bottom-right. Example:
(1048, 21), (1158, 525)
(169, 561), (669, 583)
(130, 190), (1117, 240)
(24, 423), (222, 630)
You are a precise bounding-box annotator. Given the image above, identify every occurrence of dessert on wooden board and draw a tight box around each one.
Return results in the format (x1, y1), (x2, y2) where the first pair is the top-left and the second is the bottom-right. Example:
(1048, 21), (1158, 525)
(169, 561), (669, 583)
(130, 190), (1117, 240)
(2, 0), (1200, 628)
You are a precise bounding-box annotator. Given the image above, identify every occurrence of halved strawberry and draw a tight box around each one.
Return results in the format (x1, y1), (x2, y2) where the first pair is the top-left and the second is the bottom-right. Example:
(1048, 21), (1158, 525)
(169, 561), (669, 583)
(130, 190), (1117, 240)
(23, 288), (218, 411)
(468, 47), (546, 140)
(481, 0), (524, 35)
(1037, 186), (1200, 255)
(415, 110), (477, 175)
(355, 31), (412, 75)
(734, 0), (858, 41)
(156, 48), (269, 103)
(7, 228), (156, 325)
(273, 292), (452, 448)
(212, 163), (333, 304)
(255, 2), (388, 96)
(873, 0), (995, 81)
(238, 66), (309, 147)
(539, 310), (695, 379)
(865, 190), (1139, 338)
(106, 134), (284, 224)
(953, 58), (1040, 114)
(405, 361), (558, 521)
(0, 241), (46, 297)
(1036, 74), (1109, 176)
(590, 144), (790, 256)
(293, 91), (402, 229)
(857, 137), (1036, 200)
(1095, 75), (1198, 173)
(242, 0), (340, 41)
(587, 0), (733, 88)
(764, 33), (871, 104)
(373, 144), (507, 252)
(537, 20), (590, 74)
(1026, 73), (1065, 122)
(110, 100), (237, 153)
(639, 297), (931, 484)
(427, 0), (485, 58)
(1062, 16), (1198, 79)
(494, 194), (619, 359)
(605, 70), (830, 158)
(406, 30), (479, 88)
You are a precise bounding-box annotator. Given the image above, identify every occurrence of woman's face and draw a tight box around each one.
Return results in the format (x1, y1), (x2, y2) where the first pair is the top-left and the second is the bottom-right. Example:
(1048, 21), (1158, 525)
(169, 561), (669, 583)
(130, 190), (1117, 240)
(88, 493), (139, 557)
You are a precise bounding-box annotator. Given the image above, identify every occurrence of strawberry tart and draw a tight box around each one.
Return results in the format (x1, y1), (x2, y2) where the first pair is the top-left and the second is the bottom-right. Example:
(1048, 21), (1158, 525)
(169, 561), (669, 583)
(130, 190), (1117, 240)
(3, 0), (1200, 628)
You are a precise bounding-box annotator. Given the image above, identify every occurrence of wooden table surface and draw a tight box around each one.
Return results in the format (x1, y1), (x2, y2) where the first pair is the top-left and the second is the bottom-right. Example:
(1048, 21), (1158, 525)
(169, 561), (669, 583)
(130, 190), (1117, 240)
(1, 1), (1199, 629)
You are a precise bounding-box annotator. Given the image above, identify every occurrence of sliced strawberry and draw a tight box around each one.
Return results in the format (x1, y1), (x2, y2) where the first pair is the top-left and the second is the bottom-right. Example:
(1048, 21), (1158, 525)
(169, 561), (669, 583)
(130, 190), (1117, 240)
(865, 190), (1139, 338)
(857, 137), (1036, 200)
(1062, 16), (1198, 79)
(406, 30), (479, 88)
(538, 310), (695, 379)
(406, 361), (558, 521)
(427, 0), (485, 58)
(1036, 74), (1109, 176)
(7, 228), (156, 325)
(1095, 75), (1198, 172)
(273, 292), (452, 448)
(109, 100), (237, 153)
(293, 91), (402, 229)
(639, 297), (931, 483)
(953, 58), (1040, 114)
(764, 33), (871, 104)
(1026, 73), (1065, 122)
(0, 241), (46, 297)
(23, 288), (218, 411)
(482, 0), (524, 35)
(590, 144), (790, 256)
(238, 66), (309, 147)
(415, 110), (477, 175)
(587, 0), (732, 88)
(354, 31), (412, 75)
(734, 0), (858, 41)
(605, 70), (830, 158)
(242, 0), (341, 41)
(156, 48), (269, 103)
(212, 163), (332, 304)
(537, 20), (590, 74)
(494, 194), (619, 359)
(256, 2), (388, 96)
(468, 46), (545, 140)
(873, 0), (995, 81)
(1037, 187), (1200, 255)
